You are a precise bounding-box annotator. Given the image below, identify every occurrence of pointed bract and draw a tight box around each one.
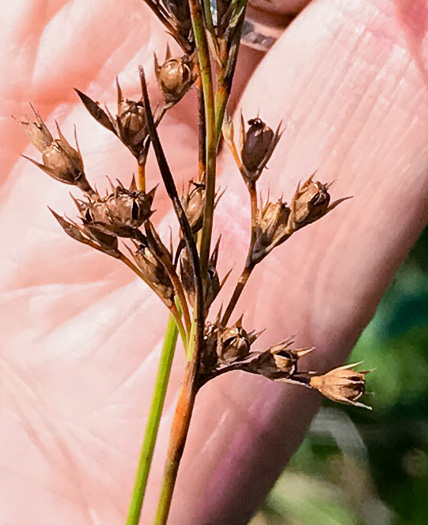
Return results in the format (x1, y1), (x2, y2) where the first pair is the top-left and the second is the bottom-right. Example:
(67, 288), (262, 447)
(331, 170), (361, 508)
(15, 104), (53, 152)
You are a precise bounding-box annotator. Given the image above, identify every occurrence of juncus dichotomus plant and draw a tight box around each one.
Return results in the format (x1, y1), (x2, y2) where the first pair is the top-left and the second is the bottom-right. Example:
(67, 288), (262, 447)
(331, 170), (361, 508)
(3, 0), (428, 524)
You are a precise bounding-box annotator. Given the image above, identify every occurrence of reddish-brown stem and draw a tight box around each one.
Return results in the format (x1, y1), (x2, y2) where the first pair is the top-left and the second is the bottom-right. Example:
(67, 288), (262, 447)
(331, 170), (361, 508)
(138, 162), (146, 192)
(222, 182), (258, 326)
(221, 263), (254, 326)
(153, 360), (199, 524)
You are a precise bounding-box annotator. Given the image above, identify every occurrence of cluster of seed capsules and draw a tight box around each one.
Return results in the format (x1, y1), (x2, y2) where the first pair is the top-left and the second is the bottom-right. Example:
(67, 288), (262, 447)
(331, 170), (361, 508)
(17, 48), (371, 409)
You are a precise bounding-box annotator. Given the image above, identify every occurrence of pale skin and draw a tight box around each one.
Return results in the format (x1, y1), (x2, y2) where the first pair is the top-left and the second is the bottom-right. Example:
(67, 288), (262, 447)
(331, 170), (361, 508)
(1, 0), (428, 523)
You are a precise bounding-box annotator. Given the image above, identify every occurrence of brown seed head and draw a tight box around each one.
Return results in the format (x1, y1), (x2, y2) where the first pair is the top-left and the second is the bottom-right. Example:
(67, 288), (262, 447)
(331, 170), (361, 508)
(240, 116), (282, 182)
(81, 180), (155, 237)
(288, 174), (331, 231)
(18, 109), (93, 194)
(117, 101), (146, 147)
(75, 81), (147, 159)
(218, 318), (258, 363)
(309, 363), (372, 409)
(251, 199), (291, 264)
(42, 140), (83, 182)
(133, 242), (174, 305)
(116, 79), (147, 152)
(248, 339), (313, 380)
(155, 54), (193, 106)
(181, 181), (206, 234)
(105, 184), (155, 230)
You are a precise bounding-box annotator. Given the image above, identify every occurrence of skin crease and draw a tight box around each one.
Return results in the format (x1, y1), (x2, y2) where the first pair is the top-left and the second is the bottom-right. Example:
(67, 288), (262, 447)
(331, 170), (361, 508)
(1, 0), (428, 523)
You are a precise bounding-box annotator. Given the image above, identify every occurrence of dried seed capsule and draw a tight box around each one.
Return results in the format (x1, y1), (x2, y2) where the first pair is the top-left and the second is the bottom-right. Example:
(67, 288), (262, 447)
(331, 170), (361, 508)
(76, 76), (148, 159)
(251, 199), (291, 264)
(155, 52), (193, 106)
(218, 318), (258, 364)
(80, 179), (156, 238)
(132, 242), (174, 306)
(252, 340), (314, 380)
(116, 78), (147, 152)
(240, 116), (282, 182)
(83, 221), (119, 252)
(309, 363), (372, 409)
(181, 181), (206, 233)
(105, 183), (155, 231)
(17, 109), (94, 194)
(288, 174), (331, 231)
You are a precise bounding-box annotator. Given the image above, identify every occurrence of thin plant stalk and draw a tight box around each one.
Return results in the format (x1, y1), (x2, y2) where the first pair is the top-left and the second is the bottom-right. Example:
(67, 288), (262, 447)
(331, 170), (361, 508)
(152, 2), (217, 520)
(125, 313), (179, 525)
(221, 183), (257, 325)
(214, 4), (247, 142)
(221, 263), (254, 325)
(138, 163), (146, 192)
(189, 0), (216, 281)
(153, 360), (198, 525)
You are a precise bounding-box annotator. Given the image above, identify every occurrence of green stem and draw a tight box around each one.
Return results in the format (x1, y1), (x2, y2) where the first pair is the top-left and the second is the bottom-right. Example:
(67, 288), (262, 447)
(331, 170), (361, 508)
(189, 0), (216, 281)
(125, 314), (179, 525)
(214, 5), (247, 142)
(202, 0), (215, 36)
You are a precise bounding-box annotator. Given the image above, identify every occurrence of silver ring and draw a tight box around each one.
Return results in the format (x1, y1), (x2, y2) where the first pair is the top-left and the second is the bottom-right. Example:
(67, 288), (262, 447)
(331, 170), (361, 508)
(209, 1), (284, 52)
(241, 15), (283, 52)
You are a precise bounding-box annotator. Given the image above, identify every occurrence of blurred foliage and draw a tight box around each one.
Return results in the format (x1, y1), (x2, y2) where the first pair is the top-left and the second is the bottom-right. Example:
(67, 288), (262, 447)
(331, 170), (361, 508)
(251, 228), (428, 525)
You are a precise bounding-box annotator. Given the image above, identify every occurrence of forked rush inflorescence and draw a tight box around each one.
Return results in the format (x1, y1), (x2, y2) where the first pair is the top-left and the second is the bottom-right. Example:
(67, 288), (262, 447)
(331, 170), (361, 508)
(16, 1), (373, 523)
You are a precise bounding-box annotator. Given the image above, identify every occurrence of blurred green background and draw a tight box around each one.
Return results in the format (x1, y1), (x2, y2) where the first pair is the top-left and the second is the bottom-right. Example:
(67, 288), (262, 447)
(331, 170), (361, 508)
(251, 229), (428, 525)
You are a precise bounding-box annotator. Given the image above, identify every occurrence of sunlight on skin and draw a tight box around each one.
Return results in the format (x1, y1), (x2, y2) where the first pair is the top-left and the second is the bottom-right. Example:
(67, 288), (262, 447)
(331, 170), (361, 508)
(1, 0), (428, 523)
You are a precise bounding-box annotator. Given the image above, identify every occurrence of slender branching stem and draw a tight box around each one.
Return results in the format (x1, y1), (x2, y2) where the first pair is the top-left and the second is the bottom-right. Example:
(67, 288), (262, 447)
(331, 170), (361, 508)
(150, 2), (217, 520)
(138, 163), (146, 192)
(189, 0), (216, 282)
(221, 182), (258, 325)
(249, 182), (258, 231)
(214, 6), (247, 142)
(202, 0), (215, 36)
(221, 263), (254, 326)
(169, 304), (188, 346)
(125, 313), (179, 525)
(139, 67), (204, 332)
